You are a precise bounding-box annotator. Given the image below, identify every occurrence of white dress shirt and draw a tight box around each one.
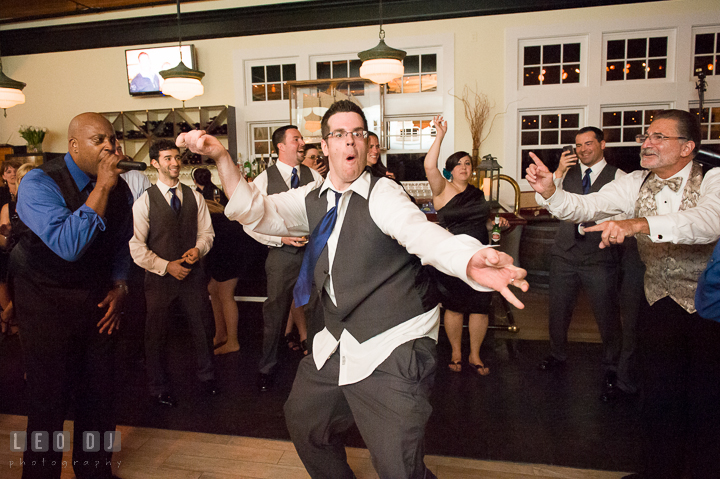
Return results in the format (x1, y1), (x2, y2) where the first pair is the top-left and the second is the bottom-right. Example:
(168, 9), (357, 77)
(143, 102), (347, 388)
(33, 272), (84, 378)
(129, 179), (214, 275)
(120, 170), (152, 202)
(244, 161), (324, 247)
(538, 160), (720, 245)
(225, 170), (491, 385)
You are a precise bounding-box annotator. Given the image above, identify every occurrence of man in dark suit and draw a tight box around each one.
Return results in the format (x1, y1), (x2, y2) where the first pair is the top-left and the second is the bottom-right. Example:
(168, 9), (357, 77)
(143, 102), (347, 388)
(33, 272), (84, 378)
(10, 112), (133, 479)
(538, 127), (628, 400)
(244, 125), (323, 391)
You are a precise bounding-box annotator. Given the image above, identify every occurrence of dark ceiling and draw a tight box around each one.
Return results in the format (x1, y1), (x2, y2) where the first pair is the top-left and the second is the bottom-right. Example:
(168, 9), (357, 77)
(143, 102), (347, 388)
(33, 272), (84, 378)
(0, 0), (661, 57)
(0, 0), (215, 23)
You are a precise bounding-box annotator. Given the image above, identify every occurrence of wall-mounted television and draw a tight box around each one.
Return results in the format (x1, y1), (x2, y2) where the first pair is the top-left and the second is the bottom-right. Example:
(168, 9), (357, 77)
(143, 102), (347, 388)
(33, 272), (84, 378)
(125, 45), (197, 97)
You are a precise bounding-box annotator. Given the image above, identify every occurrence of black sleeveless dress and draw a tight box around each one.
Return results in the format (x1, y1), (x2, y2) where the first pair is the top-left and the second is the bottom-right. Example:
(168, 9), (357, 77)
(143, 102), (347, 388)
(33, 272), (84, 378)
(434, 185), (492, 314)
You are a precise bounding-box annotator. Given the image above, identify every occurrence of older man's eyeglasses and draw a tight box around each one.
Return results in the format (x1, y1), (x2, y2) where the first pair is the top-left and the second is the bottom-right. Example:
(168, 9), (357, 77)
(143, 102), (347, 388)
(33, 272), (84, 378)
(635, 133), (688, 144)
(325, 129), (368, 141)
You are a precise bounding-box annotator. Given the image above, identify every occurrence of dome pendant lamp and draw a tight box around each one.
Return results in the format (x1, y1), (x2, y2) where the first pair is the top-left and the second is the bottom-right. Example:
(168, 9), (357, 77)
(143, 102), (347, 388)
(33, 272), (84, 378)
(160, 0), (205, 102)
(358, 0), (406, 85)
(0, 44), (26, 116)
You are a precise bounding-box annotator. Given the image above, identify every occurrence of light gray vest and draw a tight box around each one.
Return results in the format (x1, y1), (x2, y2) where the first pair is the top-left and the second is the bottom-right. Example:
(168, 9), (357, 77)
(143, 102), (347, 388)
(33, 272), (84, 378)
(306, 176), (438, 343)
(554, 163), (618, 255)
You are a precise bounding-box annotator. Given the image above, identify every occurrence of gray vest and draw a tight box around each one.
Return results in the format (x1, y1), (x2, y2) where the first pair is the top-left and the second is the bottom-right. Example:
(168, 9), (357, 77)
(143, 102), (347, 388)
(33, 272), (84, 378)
(266, 163), (315, 254)
(306, 176), (438, 343)
(554, 163), (618, 255)
(146, 183), (199, 286)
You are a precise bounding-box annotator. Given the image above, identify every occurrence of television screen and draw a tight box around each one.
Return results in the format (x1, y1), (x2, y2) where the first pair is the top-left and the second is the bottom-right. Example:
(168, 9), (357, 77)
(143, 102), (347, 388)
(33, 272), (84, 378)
(125, 45), (197, 96)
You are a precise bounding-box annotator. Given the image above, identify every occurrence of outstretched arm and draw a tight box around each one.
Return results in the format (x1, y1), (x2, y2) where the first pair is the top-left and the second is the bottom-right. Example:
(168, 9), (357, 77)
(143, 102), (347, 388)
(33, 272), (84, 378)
(177, 130), (243, 199)
(423, 115), (448, 197)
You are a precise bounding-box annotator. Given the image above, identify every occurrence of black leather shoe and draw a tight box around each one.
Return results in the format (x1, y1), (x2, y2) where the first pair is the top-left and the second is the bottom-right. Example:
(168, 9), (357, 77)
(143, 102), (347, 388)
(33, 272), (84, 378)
(601, 386), (638, 403)
(538, 356), (566, 371)
(604, 370), (617, 389)
(153, 393), (176, 407)
(257, 373), (273, 393)
(202, 379), (220, 396)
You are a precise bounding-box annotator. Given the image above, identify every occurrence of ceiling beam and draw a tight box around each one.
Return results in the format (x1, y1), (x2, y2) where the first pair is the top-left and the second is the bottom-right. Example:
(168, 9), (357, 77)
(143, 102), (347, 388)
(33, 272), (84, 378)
(1, 0), (660, 57)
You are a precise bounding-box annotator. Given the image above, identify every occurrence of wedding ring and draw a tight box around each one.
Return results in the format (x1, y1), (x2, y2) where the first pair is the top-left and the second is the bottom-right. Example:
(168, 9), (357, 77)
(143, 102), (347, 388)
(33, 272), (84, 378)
(609, 235), (617, 239)
(510, 278), (515, 284)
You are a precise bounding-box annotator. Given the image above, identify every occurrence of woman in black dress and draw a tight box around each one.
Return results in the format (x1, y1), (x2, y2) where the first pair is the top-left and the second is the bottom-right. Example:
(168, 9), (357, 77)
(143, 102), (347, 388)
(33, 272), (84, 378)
(192, 167), (244, 355)
(424, 116), (508, 375)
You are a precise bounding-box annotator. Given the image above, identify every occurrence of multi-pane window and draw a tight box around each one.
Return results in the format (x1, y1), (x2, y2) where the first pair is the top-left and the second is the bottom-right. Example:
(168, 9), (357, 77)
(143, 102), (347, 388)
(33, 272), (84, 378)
(251, 64), (296, 101)
(601, 107), (664, 143)
(315, 58), (365, 96)
(251, 124), (281, 163)
(387, 54), (437, 94)
(693, 30), (720, 77)
(691, 105), (720, 142)
(386, 118), (436, 150)
(605, 35), (668, 81)
(522, 43), (581, 86)
(520, 111), (580, 176)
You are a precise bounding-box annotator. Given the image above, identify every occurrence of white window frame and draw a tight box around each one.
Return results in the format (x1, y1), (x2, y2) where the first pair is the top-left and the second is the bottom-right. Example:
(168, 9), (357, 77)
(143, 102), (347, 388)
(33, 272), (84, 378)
(602, 29), (676, 85)
(518, 35), (588, 90)
(244, 58), (298, 104)
(692, 25), (720, 78)
(600, 103), (672, 145)
(690, 100), (720, 145)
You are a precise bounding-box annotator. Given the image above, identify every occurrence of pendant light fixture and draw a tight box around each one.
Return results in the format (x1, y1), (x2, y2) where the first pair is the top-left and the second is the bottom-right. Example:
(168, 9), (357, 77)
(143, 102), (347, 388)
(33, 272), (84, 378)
(358, 0), (406, 85)
(0, 44), (26, 116)
(159, 0), (205, 102)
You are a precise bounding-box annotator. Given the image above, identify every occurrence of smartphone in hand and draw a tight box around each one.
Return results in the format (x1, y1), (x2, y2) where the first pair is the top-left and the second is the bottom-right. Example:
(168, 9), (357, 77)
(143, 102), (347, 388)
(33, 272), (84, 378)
(562, 145), (576, 156)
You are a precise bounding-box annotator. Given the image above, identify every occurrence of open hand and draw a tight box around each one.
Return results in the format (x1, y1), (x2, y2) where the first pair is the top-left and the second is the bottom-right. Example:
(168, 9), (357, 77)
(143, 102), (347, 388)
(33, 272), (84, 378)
(584, 218), (649, 249)
(97, 285), (126, 334)
(467, 248), (528, 309)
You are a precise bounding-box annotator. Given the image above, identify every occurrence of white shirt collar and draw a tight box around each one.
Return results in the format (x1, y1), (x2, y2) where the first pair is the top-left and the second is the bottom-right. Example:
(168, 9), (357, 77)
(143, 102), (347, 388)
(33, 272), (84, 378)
(580, 158), (606, 175)
(316, 170), (371, 200)
(156, 178), (180, 194)
(275, 159), (299, 176)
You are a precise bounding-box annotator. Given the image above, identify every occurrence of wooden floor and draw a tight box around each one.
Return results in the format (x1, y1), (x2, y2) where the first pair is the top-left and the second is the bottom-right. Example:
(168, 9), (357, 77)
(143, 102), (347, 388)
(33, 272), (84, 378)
(0, 415), (627, 479)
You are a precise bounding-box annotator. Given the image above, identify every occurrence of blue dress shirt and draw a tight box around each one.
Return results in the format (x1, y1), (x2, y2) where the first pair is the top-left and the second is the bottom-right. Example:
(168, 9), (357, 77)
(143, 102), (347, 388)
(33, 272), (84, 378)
(16, 153), (133, 281)
(696, 241), (720, 323)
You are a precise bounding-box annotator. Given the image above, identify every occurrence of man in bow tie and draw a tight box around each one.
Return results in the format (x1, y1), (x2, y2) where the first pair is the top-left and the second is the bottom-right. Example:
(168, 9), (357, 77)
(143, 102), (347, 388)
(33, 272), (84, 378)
(526, 109), (720, 479)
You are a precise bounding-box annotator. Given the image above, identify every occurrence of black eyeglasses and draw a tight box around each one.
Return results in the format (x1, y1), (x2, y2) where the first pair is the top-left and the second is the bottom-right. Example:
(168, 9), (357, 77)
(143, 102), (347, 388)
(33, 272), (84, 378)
(324, 129), (368, 140)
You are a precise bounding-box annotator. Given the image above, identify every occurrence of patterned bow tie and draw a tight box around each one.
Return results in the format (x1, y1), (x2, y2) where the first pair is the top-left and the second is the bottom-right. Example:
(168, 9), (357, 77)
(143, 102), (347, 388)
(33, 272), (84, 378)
(646, 176), (683, 195)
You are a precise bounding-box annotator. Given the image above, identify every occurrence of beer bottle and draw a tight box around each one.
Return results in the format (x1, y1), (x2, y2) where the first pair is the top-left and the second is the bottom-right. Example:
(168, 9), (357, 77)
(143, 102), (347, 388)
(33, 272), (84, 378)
(491, 215), (501, 245)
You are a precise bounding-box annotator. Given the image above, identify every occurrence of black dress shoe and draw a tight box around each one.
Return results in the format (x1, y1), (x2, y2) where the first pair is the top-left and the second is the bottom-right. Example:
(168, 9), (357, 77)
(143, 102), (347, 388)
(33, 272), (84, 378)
(257, 373), (273, 392)
(604, 370), (618, 389)
(153, 393), (177, 407)
(601, 386), (638, 403)
(202, 379), (220, 396)
(538, 356), (566, 371)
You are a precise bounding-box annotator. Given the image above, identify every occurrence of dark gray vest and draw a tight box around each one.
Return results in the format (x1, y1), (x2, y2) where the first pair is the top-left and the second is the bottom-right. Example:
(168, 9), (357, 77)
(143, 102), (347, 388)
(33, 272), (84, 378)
(306, 176), (438, 343)
(554, 163), (618, 255)
(266, 163), (315, 254)
(145, 183), (200, 286)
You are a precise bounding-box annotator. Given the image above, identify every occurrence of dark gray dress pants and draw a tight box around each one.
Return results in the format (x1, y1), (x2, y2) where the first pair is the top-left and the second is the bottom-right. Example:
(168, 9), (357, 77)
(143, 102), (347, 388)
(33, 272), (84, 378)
(260, 247), (303, 374)
(284, 337), (438, 479)
(549, 247), (622, 368)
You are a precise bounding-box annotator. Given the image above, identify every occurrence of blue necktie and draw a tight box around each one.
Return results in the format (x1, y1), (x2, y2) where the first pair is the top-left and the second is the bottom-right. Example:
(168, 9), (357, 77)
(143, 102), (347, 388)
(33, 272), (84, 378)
(582, 168), (592, 195)
(291, 167), (299, 189)
(293, 190), (342, 307)
(169, 187), (181, 214)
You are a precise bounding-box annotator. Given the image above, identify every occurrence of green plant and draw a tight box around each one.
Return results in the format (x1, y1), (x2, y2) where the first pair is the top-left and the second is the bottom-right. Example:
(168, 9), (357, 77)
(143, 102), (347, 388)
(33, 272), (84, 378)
(18, 125), (47, 145)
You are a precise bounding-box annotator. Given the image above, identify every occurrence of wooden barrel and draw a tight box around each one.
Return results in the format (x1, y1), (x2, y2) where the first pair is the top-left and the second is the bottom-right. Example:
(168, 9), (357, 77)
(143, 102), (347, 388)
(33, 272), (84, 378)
(519, 217), (560, 290)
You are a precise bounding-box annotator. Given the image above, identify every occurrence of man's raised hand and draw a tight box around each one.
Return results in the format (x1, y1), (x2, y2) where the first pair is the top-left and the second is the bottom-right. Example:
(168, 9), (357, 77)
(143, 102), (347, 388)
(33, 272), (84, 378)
(177, 130), (231, 162)
(525, 152), (556, 199)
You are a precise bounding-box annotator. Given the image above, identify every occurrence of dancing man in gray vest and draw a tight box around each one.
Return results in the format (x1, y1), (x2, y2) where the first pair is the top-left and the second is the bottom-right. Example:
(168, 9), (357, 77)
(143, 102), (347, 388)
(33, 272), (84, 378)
(537, 126), (634, 401)
(129, 139), (217, 407)
(526, 109), (720, 479)
(246, 125), (324, 392)
(179, 100), (528, 479)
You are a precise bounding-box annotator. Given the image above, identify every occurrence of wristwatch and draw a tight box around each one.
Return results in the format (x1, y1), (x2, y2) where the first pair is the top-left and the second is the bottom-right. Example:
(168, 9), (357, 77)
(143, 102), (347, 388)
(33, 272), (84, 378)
(114, 283), (129, 294)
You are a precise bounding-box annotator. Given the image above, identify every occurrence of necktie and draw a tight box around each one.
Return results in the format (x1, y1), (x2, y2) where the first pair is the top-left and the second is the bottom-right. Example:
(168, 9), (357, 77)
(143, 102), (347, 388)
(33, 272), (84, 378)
(291, 167), (300, 189)
(646, 176), (683, 195)
(582, 168), (592, 195)
(169, 187), (181, 214)
(293, 190), (342, 307)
